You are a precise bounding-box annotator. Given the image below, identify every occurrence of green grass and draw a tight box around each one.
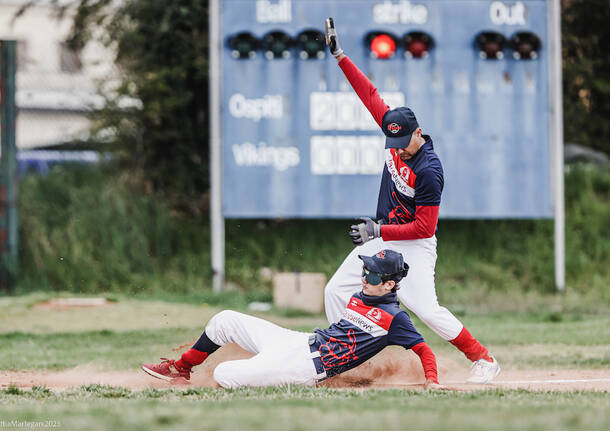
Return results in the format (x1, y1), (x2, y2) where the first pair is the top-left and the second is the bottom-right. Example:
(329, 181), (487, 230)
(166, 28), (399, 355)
(1, 386), (608, 431)
(1, 295), (608, 371)
(11, 163), (610, 309)
(0, 329), (195, 370)
(0, 296), (608, 431)
(2, 324), (608, 371)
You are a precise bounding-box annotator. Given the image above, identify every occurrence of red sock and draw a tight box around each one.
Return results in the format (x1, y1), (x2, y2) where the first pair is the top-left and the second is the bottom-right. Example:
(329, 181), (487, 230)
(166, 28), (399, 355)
(449, 327), (491, 362)
(175, 348), (207, 370)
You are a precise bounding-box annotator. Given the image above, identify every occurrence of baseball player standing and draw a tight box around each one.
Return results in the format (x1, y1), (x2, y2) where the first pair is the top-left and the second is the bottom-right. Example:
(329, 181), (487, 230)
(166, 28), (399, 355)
(323, 18), (500, 384)
(142, 250), (445, 389)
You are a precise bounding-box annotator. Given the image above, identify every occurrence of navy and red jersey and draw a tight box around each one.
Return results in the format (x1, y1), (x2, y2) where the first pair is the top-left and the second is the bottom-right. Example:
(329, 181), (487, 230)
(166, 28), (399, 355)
(376, 138), (444, 226)
(313, 291), (434, 378)
(338, 56), (444, 240)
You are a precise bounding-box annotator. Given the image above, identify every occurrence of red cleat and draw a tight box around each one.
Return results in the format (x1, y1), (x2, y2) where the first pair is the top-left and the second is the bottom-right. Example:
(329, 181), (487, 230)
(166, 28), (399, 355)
(141, 358), (191, 381)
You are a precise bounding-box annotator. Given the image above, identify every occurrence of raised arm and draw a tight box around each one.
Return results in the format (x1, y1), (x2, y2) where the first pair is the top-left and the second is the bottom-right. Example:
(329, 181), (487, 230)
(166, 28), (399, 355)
(325, 18), (390, 126)
(337, 56), (390, 127)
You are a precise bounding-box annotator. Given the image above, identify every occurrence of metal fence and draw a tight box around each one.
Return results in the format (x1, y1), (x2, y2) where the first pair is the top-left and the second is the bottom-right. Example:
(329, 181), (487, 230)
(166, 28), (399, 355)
(0, 40), (17, 291)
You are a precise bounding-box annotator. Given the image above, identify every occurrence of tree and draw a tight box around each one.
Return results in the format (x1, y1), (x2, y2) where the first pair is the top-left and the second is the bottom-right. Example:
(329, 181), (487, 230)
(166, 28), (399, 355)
(562, 0), (610, 155)
(60, 0), (210, 210)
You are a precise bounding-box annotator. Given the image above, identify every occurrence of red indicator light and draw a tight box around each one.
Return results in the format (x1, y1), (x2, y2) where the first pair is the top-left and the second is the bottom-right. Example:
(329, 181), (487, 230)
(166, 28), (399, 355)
(404, 31), (434, 59)
(407, 40), (427, 58)
(370, 34), (396, 59)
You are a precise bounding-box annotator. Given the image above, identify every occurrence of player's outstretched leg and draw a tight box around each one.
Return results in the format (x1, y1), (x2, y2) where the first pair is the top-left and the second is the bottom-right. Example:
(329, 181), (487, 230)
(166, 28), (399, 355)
(400, 296), (500, 383)
(141, 321), (221, 382)
(396, 241), (500, 383)
(212, 331), (316, 388)
(142, 310), (279, 382)
(398, 285), (500, 383)
(142, 310), (264, 382)
(142, 310), (311, 385)
(449, 326), (500, 384)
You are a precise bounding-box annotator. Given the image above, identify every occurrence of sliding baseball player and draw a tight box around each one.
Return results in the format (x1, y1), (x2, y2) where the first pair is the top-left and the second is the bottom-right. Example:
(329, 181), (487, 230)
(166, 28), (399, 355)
(142, 250), (444, 389)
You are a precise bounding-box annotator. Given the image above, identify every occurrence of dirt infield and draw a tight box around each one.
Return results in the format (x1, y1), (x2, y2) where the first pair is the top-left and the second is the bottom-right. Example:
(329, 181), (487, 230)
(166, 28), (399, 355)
(2, 345), (609, 392)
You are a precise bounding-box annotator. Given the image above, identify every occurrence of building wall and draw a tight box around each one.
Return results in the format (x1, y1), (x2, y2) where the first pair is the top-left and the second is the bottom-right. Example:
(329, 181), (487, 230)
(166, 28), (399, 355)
(0, 1), (119, 149)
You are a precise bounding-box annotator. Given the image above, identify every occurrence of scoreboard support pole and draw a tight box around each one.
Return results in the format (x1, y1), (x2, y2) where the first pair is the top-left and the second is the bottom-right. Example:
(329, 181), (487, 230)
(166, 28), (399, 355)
(210, 0), (225, 292)
(549, 0), (565, 292)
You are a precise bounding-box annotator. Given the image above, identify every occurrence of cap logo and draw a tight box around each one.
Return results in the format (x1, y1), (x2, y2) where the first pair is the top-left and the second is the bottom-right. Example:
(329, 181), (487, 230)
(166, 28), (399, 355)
(376, 251), (386, 259)
(387, 122), (402, 134)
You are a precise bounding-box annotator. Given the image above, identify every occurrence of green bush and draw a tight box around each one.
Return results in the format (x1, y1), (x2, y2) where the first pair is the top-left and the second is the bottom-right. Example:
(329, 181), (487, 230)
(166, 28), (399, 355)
(13, 163), (610, 301)
(17, 164), (211, 294)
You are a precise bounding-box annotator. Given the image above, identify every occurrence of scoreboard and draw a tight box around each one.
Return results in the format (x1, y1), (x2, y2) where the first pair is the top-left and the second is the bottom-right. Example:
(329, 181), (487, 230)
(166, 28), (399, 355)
(219, 0), (552, 219)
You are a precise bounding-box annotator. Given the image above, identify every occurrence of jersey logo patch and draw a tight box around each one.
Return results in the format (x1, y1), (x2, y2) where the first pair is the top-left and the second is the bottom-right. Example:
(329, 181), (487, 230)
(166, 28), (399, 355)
(365, 308), (383, 323)
(387, 122), (402, 134)
(347, 297), (393, 331)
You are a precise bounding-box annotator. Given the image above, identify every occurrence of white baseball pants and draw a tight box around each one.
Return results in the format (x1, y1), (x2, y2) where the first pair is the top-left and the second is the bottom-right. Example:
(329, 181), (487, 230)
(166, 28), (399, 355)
(325, 236), (464, 341)
(205, 310), (322, 388)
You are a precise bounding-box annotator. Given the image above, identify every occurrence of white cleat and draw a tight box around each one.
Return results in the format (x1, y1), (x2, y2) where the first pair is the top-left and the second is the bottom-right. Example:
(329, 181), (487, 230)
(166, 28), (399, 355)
(467, 356), (500, 384)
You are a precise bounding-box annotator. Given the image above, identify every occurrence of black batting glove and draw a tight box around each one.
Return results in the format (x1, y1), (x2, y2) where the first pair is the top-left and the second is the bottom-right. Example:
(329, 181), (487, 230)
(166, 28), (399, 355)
(349, 217), (381, 246)
(325, 17), (344, 57)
